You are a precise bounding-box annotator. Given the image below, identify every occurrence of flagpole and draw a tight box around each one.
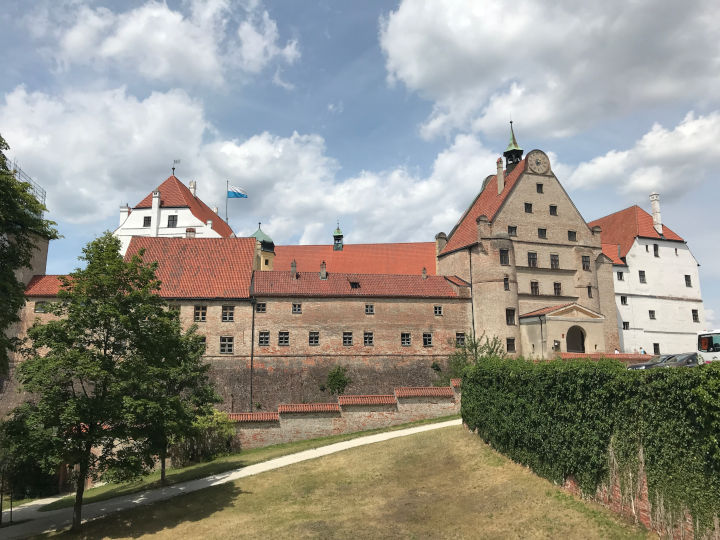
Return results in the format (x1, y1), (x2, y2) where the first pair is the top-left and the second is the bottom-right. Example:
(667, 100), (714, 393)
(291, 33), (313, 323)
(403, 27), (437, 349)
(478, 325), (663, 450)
(225, 179), (229, 224)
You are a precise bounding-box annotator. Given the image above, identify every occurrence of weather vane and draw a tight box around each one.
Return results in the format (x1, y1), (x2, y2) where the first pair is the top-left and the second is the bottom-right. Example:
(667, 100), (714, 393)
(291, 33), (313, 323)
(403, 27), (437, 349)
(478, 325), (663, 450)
(172, 159), (181, 175)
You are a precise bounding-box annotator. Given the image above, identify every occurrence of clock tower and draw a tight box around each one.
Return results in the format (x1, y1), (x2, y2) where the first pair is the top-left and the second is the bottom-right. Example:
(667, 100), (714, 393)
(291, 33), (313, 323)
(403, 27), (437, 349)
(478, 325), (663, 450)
(503, 121), (523, 173)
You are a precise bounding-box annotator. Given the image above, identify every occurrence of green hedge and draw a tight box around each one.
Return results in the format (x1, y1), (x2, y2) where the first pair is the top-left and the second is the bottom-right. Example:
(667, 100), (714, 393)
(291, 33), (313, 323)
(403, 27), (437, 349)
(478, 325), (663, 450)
(462, 358), (720, 529)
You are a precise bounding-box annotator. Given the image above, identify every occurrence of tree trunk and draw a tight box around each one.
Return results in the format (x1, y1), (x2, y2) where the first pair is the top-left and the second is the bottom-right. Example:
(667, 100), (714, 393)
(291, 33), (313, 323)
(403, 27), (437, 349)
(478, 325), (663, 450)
(1, 470), (5, 527)
(72, 446), (91, 531)
(160, 447), (167, 485)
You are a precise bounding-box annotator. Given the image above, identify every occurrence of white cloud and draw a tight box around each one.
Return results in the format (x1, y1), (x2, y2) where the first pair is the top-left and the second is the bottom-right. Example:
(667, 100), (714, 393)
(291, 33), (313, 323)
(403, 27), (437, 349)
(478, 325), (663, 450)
(235, 9), (299, 74)
(380, 0), (720, 140)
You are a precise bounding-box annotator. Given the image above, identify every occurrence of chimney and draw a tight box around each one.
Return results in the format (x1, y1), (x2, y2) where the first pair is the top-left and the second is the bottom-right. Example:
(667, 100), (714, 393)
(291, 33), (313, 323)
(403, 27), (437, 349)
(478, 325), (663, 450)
(206, 219), (213, 229)
(650, 192), (662, 235)
(189, 180), (197, 197)
(320, 260), (327, 280)
(291, 259), (297, 278)
(497, 157), (504, 195)
(435, 232), (447, 255)
(185, 227), (196, 238)
(422, 267), (427, 279)
(119, 204), (130, 226)
(212, 206), (218, 214)
(151, 190), (161, 237)
(617, 244), (622, 258)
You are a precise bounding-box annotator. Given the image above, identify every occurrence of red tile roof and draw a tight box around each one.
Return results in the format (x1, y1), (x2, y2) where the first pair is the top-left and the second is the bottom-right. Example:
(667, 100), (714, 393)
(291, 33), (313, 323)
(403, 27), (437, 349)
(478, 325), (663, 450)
(274, 243), (436, 275)
(253, 271), (467, 298)
(394, 386), (455, 398)
(588, 205), (684, 260)
(601, 243), (626, 265)
(125, 237), (256, 299)
(338, 395), (397, 406)
(25, 275), (65, 297)
(520, 303), (574, 318)
(278, 403), (341, 413)
(134, 176), (234, 238)
(450, 378), (462, 388)
(440, 160), (526, 255)
(229, 412), (279, 422)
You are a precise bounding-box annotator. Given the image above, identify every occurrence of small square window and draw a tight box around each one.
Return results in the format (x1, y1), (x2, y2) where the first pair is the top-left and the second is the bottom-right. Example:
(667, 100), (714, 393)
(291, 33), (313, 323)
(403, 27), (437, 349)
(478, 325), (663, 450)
(527, 252), (537, 268)
(554, 282), (562, 296)
(278, 331), (290, 346)
(423, 332), (433, 347)
(550, 254), (559, 269)
(568, 230), (577, 242)
(222, 305), (234, 322)
(530, 281), (539, 295)
(292, 303), (302, 314)
(343, 332), (353, 346)
(582, 255), (591, 271)
(506, 308), (515, 326)
(167, 215), (178, 228)
(434, 305), (443, 316)
(503, 277), (510, 291)
(653, 244), (659, 257)
(692, 309), (700, 323)
(350, 282), (361, 289)
(649, 310), (656, 320)
(309, 331), (320, 346)
(538, 228), (547, 239)
(33, 301), (48, 313)
(587, 285), (593, 298)
(639, 270), (646, 284)
(364, 331), (374, 346)
(549, 205), (558, 216)
(506, 338), (516, 353)
(219, 336), (234, 354)
(622, 321), (630, 330)
(264, 259), (269, 266)
(194, 305), (207, 322)
(508, 225), (517, 237)
(143, 216), (151, 227)
(617, 271), (624, 281)
(255, 302), (266, 313)
(685, 275), (692, 287)
(536, 183), (544, 193)
(524, 202), (533, 213)
(455, 332), (465, 347)
(653, 343), (660, 355)
(620, 295), (628, 305)
(499, 249), (509, 265)
(401, 332), (411, 347)
(258, 331), (270, 346)
(365, 304), (374, 315)
(198, 336), (206, 352)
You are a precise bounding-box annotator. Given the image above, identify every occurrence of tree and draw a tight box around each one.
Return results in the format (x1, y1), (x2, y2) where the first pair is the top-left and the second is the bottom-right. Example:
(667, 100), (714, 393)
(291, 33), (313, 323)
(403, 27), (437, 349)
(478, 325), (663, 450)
(435, 333), (507, 386)
(325, 365), (351, 396)
(0, 133), (58, 375)
(17, 232), (212, 530)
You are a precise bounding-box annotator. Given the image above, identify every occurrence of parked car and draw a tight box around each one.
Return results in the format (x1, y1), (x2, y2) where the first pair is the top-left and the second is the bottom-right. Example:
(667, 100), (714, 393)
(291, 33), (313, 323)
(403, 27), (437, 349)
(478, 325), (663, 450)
(627, 354), (676, 370)
(657, 352), (700, 368)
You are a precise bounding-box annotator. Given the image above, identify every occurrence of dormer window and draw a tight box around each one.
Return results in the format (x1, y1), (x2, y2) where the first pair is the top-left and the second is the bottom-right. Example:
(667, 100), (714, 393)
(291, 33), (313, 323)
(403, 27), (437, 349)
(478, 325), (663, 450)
(350, 282), (360, 289)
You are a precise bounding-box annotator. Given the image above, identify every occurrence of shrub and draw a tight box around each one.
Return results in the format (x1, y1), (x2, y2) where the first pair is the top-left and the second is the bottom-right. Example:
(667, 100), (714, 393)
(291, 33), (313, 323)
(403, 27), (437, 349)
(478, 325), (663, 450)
(435, 333), (506, 386)
(325, 366), (351, 396)
(169, 410), (235, 467)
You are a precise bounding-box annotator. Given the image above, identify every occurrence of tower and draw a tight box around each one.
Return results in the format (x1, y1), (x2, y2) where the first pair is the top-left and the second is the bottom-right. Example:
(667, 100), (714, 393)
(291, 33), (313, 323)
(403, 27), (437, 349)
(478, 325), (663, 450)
(333, 222), (344, 251)
(503, 121), (523, 173)
(252, 223), (275, 270)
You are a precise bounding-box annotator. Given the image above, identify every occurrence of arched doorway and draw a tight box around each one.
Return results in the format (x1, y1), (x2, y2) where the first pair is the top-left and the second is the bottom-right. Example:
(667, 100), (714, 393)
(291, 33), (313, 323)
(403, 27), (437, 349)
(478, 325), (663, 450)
(567, 326), (586, 353)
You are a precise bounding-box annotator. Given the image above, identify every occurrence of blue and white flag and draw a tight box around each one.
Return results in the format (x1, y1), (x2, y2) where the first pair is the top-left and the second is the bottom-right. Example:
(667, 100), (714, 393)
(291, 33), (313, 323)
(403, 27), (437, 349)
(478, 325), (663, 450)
(227, 185), (248, 198)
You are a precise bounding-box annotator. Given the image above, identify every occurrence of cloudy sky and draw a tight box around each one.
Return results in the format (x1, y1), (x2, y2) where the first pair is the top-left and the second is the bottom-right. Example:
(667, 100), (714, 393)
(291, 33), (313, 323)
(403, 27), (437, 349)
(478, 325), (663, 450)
(3, 0), (720, 324)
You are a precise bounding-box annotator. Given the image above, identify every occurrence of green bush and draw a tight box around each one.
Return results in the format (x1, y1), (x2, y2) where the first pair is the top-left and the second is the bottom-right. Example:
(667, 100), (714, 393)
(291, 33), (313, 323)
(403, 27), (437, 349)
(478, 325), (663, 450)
(325, 365), (351, 396)
(169, 410), (236, 467)
(462, 358), (720, 531)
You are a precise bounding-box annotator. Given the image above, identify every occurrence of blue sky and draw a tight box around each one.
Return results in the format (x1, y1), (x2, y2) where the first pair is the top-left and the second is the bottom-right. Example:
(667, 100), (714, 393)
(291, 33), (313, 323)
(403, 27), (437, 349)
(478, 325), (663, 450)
(2, 0), (720, 325)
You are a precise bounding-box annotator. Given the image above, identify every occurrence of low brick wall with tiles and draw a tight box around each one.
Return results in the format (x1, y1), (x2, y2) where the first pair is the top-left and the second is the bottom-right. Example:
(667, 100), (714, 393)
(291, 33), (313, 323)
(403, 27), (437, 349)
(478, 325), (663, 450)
(231, 385), (460, 449)
(557, 352), (648, 365)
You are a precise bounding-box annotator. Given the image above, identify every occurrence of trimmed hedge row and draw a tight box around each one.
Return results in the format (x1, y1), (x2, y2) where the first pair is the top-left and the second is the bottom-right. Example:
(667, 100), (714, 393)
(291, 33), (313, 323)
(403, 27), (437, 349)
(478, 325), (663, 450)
(462, 358), (720, 530)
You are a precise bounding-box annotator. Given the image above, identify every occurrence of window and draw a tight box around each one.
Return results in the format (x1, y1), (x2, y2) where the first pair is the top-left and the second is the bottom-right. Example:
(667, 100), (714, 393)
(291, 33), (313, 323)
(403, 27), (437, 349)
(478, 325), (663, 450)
(617, 271), (624, 281)
(685, 275), (692, 287)
(639, 270), (646, 284)
(199, 336), (206, 352)
(587, 285), (593, 298)
(653, 343), (660, 355)
(530, 281), (539, 295)
(167, 215), (178, 228)
(527, 252), (537, 268)
(504, 277), (510, 291)
(524, 202), (533, 213)
(653, 244), (659, 257)
(550, 254), (559, 269)
(620, 295), (628, 305)
(258, 331), (270, 346)
(456, 332), (465, 347)
(549, 204), (558, 216)
(365, 304), (374, 315)
(506, 308), (516, 326)
(508, 225), (517, 237)
(309, 331), (319, 346)
(423, 332), (433, 347)
(649, 310), (656, 320)
(538, 228), (547, 239)
(264, 259), (269, 266)
(255, 302), (266, 313)
(434, 305), (443, 316)
(143, 216), (151, 227)
(343, 332), (353, 346)
(646, 245), (649, 252)
(221, 305), (234, 322)
(219, 336), (233, 354)
(350, 282), (361, 289)
(292, 303), (302, 314)
(675, 248), (678, 255)
(278, 331), (290, 346)
(622, 321), (630, 330)
(536, 183), (544, 193)
(364, 331), (374, 346)
(193, 305), (207, 322)
(568, 230), (577, 242)
(554, 282), (562, 296)
(506, 338), (516, 353)
(401, 332), (411, 347)
(582, 255), (591, 271)
(499, 249), (509, 265)
(692, 309), (700, 323)
(33, 301), (48, 313)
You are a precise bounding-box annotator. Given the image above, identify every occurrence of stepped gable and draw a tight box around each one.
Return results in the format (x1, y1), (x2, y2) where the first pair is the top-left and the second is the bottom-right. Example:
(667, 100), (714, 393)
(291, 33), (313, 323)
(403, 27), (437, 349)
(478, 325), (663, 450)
(253, 271), (467, 298)
(273, 242), (436, 275)
(125, 237), (256, 299)
(440, 159), (526, 255)
(25, 275), (65, 297)
(134, 175), (233, 238)
(588, 205), (684, 260)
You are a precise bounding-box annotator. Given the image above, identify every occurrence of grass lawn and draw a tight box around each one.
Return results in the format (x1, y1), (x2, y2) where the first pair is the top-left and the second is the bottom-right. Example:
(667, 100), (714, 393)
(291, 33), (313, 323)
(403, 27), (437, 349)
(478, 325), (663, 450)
(41, 415), (460, 512)
(50, 425), (650, 539)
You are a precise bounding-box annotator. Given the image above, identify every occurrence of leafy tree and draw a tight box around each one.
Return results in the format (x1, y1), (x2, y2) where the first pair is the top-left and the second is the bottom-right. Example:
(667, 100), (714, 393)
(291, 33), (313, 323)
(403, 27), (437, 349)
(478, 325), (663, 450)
(435, 333), (507, 386)
(0, 133), (58, 375)
(169, 410), (235, 468)
(325, 365), (351, 395)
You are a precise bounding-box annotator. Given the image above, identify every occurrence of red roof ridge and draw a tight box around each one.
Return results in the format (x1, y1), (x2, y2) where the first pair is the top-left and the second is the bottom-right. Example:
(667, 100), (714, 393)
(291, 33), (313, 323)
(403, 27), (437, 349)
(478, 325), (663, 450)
(520, 303), (574, 318)
(278, 403), (341, 413)
(338, 395), (397, 405)
(450, 378), (462, 388)
(394, 386), (455, 398)
(229, 412), (279, 422)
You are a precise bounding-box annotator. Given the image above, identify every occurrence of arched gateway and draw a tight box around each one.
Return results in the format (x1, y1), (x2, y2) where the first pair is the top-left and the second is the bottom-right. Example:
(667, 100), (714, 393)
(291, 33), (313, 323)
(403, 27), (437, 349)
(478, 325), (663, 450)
(566, 325), (586, 353)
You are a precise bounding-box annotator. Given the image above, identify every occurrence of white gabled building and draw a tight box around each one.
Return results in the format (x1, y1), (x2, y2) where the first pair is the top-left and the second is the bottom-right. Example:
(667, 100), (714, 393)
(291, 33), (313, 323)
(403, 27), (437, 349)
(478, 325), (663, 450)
(589, 194), (705, 355)
(114, 175), (234, 254)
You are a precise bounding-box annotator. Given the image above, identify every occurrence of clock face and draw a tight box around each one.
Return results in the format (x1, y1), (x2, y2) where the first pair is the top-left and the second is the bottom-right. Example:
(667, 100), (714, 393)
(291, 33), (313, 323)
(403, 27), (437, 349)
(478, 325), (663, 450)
(528, 151), (550, 175)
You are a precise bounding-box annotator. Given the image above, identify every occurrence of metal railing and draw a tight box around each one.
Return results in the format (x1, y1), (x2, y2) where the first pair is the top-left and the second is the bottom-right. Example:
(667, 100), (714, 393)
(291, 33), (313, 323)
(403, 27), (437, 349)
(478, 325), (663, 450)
(11, 160), (46, 206)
